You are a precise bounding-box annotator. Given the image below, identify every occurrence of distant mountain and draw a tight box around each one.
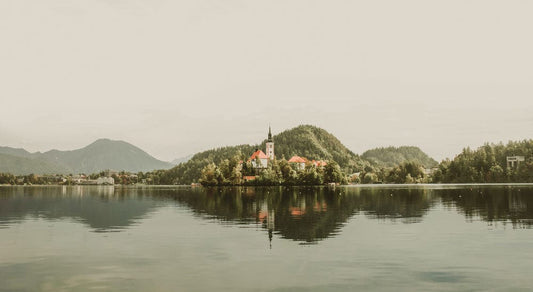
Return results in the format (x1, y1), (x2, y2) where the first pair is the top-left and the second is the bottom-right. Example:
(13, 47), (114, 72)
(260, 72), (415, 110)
(361, 146), (438, 168)
(0, 139), (173, 175)
(171, 154), (193, 165)
(0, 146), (33, 158)
(160, 125), (368, 184)
(0, 153), (69, 175)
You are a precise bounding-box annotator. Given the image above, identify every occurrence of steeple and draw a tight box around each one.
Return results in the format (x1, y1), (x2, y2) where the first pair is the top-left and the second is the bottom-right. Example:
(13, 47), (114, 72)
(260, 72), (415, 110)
(266, 125), (275, 160)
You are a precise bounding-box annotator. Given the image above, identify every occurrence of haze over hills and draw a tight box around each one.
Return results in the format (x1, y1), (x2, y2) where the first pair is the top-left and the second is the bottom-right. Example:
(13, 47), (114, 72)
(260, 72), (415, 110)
(171, 154), (193, 165)
(362, 146), (439, 168)
(0, 139), (173, 175)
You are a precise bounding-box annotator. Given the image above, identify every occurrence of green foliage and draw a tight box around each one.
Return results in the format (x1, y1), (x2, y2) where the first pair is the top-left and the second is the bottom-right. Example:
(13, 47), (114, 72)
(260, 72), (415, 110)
(362, 146), (438, 168)
(197, 158), (343, 186)
(435, 140), (533, 183)
(324, 161), (346, 184)
(384, 161), (426, 184)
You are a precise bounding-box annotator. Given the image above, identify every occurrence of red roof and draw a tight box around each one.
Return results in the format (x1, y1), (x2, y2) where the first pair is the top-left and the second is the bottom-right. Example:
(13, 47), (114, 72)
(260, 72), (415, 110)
(312, 160), (327, 167)
(288, 155), (307, 163)
(249, 150), (269, 160)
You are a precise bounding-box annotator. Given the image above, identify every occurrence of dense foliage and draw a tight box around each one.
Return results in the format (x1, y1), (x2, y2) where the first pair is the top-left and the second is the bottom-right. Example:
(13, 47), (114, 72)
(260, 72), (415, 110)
(357, 161), (429, 184)
(198, 157), (346, 186)
(432, 140), (533, 183)
(362, 146), (438, 168)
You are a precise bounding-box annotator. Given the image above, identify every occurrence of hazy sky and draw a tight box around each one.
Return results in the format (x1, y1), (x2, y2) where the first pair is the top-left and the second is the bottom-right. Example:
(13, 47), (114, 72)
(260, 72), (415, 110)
(1, 0), (532, 162)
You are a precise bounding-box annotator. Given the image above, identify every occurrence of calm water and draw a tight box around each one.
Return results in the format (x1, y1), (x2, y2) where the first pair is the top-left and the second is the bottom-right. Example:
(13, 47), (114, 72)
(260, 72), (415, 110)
(1, 185), (533, 291)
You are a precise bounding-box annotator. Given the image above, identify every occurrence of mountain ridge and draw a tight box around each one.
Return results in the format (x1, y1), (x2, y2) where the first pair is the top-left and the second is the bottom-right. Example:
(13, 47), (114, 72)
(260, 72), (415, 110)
(0, 139), (173, 174)
(362, 146), (438, 168)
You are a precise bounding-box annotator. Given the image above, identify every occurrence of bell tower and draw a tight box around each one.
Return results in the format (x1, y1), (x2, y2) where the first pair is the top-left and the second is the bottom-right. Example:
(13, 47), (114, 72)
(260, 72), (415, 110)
(266, 126), (274, 160)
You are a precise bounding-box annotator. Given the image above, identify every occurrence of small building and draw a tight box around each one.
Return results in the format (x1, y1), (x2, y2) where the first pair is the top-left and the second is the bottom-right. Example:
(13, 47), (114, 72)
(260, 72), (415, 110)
(249, 149), (269, 169)
(311, 160), (327, 167)
(288, 155), (307, 170)
(507, 156), (525, 168)
(243, 175), (258, 182)
(96, 177), (115, 185)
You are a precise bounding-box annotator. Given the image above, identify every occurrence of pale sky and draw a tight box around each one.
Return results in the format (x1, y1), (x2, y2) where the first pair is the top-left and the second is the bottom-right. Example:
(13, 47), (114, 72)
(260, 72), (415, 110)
(1, 0), (532, 162)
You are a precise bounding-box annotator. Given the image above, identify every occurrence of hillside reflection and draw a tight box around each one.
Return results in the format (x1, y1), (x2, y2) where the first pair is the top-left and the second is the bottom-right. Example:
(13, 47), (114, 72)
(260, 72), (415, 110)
(1, 185), (533, 243)
(0, 186), (162, 232)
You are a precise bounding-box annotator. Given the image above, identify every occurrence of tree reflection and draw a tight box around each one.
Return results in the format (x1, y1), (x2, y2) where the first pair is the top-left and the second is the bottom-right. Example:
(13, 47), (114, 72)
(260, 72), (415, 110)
(438, 186), (533, 228)
(166, 186), (436, 244)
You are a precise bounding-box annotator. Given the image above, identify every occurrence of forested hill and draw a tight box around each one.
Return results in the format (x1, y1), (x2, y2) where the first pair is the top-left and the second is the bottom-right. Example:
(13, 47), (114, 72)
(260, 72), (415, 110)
(160, 125), (367, 184)
(362, 146), (438, 168)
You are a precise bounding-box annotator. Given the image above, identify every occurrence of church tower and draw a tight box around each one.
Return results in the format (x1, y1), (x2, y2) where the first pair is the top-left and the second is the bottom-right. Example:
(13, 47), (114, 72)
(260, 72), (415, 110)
(266, 126), (275, 160)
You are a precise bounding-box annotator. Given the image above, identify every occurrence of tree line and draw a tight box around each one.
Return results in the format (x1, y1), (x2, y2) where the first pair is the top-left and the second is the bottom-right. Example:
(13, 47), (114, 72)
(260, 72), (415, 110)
(198, 152), (346, 186)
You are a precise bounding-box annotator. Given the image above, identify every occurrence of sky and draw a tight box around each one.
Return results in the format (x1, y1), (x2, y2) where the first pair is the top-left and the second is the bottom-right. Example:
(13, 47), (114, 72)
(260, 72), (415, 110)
(1, 0), (532, 162)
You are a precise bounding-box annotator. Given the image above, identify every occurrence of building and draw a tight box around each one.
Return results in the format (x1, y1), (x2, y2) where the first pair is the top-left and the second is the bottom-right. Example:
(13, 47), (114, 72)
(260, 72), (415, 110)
(266, 126), (274, 160)
(248, 127), (275, 169)
(288, 155), (307, 170)
(96, 177), (115, 185)
(507, 156), (525, 168)
(250, 149), (269, 168)
(311, 160), (327, 167)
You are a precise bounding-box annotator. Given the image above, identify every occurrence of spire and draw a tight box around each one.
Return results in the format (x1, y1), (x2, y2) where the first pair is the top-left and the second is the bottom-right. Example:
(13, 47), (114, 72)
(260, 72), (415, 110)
(267, 125), (273, 142)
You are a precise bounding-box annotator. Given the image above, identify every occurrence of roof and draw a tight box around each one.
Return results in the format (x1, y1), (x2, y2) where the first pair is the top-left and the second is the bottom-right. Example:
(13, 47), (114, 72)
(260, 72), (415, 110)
(288, 155), (307, 163)
(312, 160), (327, 167)
(249, 150), (269, 160)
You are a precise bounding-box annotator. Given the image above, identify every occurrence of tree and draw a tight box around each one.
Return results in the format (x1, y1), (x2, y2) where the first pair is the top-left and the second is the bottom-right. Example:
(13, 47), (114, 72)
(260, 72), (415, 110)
(324, 161), (344, 184)
(199, 163), (218, 186)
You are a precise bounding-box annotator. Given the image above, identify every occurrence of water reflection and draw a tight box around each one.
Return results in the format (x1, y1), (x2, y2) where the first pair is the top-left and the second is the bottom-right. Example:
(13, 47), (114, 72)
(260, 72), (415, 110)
(0, 186), (162, 232)
(165, 187), (437, 244)
(438, 186), (533, 228)
(1, 185), (533, 243)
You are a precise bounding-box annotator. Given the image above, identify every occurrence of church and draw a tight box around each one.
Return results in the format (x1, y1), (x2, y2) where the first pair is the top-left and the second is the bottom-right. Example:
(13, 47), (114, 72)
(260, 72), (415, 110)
(247, 126), (327, 171)
(248, 126), (275, 168)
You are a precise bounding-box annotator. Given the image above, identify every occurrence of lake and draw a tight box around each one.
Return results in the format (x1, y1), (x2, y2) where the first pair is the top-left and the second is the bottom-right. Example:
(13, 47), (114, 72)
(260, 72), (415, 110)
(1, 184), (533, 291)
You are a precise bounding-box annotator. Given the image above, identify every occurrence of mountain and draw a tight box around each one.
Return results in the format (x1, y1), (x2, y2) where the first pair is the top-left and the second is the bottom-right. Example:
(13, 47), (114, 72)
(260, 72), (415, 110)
(361, 146), (438, 168)
(0, 146), (33, 158)
(160, 125), (368, 184)
(171, 154), (193, 165)
(0, 139), (173, 175)
(0, 153), (69, 175)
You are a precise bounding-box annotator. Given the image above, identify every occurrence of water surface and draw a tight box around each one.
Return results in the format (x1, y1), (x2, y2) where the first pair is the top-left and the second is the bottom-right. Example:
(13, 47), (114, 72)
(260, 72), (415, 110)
(1, 184), (533, 291)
